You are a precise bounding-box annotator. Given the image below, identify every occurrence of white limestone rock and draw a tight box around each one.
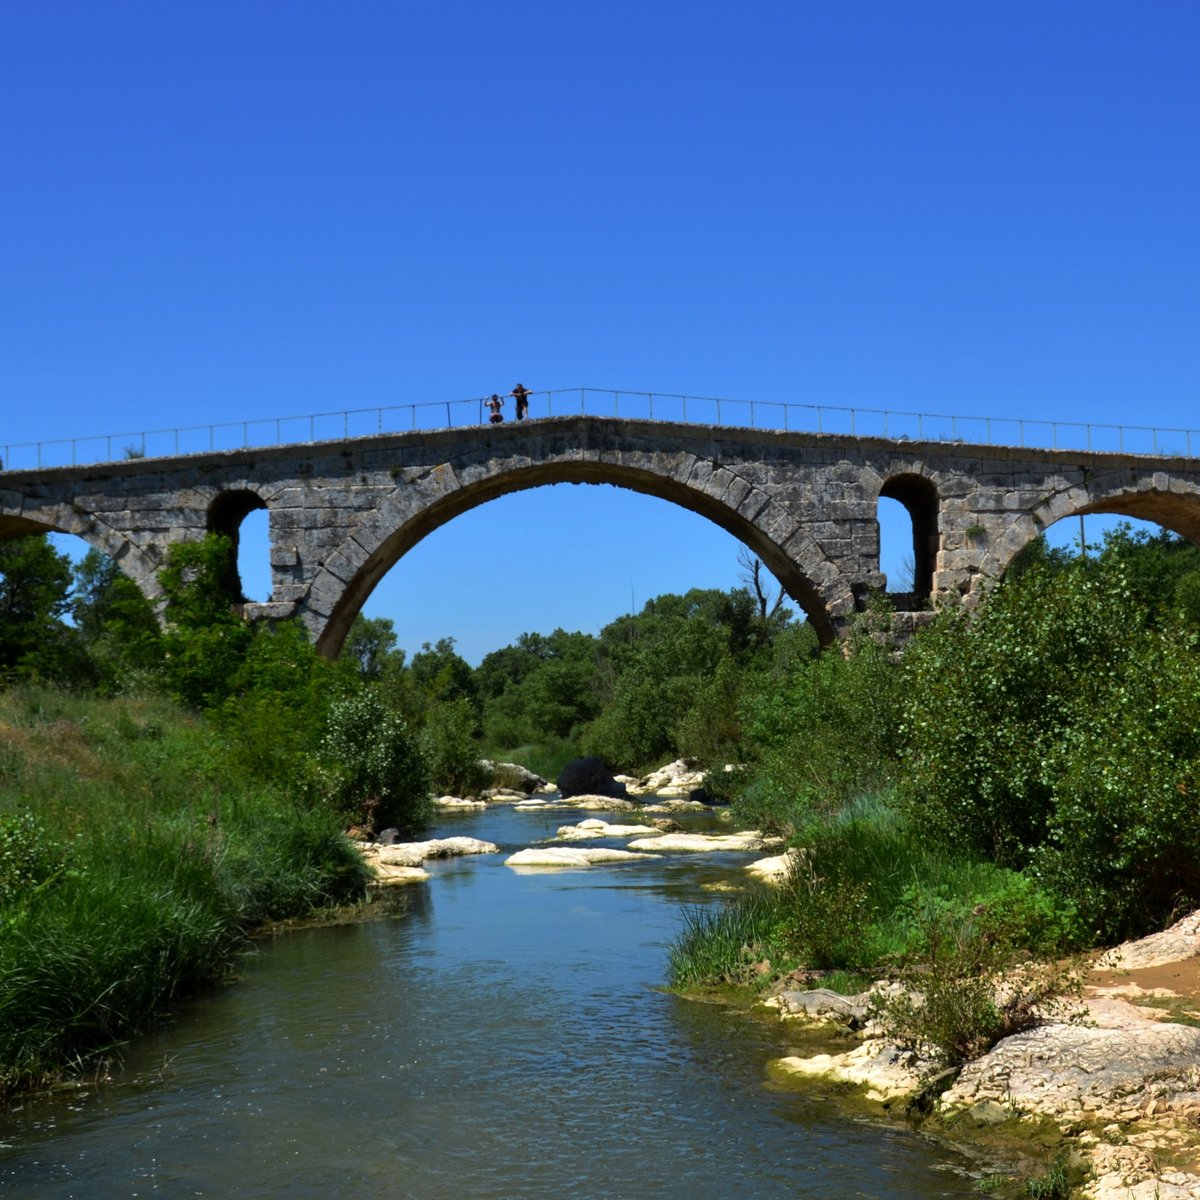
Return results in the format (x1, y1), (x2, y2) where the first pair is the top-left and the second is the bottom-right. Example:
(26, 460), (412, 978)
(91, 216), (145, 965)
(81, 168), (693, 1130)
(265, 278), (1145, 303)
(1095, 909), (1200, 971)
(627, 758), (708, 797)
(555, 819), (662, 841)
(370, 863), (430, 886)
(569, 794), (637, 812)
(764, 987), (871, 1024)
(505, 846), (655, 869)
(745, 848), (801, 882)
(941, 997), (1200, 1124)
(483, 787), (529, 803)
(434, 795), (487, 810)
(627, 831), (784, 853)
(773, 1039), (927, 1105)
(375, 837), (499, 867)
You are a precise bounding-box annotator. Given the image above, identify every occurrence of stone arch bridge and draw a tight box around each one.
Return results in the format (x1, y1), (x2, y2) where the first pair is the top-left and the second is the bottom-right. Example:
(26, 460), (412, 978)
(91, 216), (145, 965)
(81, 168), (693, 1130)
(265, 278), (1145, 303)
(2, 415), (1199, 657)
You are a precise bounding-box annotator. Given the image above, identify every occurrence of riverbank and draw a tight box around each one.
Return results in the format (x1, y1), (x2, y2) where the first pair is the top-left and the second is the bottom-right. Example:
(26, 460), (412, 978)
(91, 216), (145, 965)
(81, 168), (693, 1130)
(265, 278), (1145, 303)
(0, 687), (373, 1098)
(759, 910), (1200, 1199)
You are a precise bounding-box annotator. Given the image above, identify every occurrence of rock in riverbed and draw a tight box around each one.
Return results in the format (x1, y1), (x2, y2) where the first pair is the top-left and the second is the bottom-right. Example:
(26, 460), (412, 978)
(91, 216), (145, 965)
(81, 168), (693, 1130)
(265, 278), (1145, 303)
(505, 846), (655, 869)
(372, 837), (499, 868)
(627, 831), (784, 853)
(556, 819), (662, 840)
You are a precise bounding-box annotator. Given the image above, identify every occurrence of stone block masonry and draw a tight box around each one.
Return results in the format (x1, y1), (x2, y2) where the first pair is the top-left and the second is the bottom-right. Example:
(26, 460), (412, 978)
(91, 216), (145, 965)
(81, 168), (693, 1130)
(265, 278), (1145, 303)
(3, 416), (1199, 658)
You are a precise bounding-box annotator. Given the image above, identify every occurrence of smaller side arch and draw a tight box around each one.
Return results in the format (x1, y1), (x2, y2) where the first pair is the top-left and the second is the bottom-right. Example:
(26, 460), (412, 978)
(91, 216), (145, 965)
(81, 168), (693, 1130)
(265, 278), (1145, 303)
(0, 504), (167, 606)
(879, 472), (940, 602)
(207, 489), (269, 603)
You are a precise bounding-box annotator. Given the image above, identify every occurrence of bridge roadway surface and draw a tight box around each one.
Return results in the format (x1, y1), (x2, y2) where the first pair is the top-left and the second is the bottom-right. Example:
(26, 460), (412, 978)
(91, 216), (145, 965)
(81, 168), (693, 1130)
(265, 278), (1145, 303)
(3, 414), (1199, 656)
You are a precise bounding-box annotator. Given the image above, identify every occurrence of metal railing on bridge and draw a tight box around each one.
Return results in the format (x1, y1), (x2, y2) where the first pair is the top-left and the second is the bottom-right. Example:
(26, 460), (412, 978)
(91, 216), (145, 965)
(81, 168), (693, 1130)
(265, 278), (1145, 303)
(2, 388), (1197, 471)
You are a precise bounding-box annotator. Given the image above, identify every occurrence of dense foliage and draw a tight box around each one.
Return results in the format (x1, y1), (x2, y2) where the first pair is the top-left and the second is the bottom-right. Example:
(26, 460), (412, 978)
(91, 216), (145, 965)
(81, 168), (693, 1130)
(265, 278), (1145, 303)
(900, 530), (1200, 942)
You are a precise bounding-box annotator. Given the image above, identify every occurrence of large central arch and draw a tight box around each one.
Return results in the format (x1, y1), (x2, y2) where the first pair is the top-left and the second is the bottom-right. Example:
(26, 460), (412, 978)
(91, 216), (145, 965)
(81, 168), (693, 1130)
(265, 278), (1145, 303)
(309, 457), (849, 659)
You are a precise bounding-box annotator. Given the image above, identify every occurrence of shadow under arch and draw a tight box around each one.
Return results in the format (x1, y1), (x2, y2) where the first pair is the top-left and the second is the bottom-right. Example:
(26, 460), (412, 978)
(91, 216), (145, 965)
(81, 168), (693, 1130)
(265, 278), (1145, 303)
(879, 472), (939, 602)
(208, 488), (269, 603)
(310, 461), (846, 660)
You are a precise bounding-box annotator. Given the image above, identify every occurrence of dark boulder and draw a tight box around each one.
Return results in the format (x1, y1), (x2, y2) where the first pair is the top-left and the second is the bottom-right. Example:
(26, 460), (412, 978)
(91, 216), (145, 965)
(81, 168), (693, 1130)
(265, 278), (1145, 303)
(556, 757), (628, 800)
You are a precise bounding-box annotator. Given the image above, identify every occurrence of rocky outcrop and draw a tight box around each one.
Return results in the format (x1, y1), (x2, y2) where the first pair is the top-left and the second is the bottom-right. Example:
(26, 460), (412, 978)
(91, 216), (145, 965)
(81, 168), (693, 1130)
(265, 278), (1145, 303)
(556, 757), (628, 800)
(765, 987), (871, 1025)
(764, 909), (1200, 1198)
(627, 759), (708, 798)
(482, 760), (549, 796)
(773, 1039), (925, 1105)
(941, 998), (1200, 1124)
(1095, 910), (1200, 970)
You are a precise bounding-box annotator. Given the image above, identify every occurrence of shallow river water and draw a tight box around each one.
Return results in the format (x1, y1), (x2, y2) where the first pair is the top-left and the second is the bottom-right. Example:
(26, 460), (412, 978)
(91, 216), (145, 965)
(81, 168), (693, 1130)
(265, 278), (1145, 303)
(0, 801), (984, 1199)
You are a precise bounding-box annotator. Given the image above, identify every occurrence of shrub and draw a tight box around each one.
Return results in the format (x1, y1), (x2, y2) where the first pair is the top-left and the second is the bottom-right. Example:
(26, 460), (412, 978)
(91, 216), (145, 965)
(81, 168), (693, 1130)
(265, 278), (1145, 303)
(899, 550), (1200, 941)
(870, 894), (1085, 1067)
(734, 625), (902, 834)
(320, 690), (432, 833)
(421, 697), (490, 796)
(0, 812), (65, 909)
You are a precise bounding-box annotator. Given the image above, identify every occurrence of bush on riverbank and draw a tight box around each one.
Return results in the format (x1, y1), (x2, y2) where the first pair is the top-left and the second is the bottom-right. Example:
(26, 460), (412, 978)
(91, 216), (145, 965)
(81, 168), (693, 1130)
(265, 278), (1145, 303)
(668, 795), (1079, 990)
(0, 686), (372, 1096)
(900, 535), (1200, 943)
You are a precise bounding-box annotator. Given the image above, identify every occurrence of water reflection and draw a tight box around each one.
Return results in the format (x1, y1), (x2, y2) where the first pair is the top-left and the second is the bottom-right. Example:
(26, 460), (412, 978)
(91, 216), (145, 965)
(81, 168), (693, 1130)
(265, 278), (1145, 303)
(0, 802), (981, 1199)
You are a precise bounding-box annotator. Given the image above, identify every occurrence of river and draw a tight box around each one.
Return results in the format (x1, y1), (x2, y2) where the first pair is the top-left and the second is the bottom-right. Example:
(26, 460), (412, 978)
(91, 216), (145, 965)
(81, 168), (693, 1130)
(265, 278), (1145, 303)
(0, 800), (985, 1198)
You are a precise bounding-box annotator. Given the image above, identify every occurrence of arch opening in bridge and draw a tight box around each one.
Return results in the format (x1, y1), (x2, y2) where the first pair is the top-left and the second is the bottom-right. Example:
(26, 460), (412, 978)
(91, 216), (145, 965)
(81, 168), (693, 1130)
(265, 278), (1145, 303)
(879, 473), (938, 605)
(993, 483), (1200, 583)
(308, 474), (836, 662)
(208, 489), (270, 604)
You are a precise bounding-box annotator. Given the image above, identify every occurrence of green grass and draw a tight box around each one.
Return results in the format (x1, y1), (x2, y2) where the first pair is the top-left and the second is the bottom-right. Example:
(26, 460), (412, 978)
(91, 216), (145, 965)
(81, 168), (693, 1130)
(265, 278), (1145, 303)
(0, 684), (373, 1096)
(669, 792), (1082, 994)
(668, 895), (794, 990)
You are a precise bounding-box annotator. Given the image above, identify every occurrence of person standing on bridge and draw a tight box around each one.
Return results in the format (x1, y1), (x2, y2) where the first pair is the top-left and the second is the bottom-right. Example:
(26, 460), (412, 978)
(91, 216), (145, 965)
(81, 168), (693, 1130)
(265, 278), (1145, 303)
(511, 383), (530, 421)
(486, 394), (505, 424)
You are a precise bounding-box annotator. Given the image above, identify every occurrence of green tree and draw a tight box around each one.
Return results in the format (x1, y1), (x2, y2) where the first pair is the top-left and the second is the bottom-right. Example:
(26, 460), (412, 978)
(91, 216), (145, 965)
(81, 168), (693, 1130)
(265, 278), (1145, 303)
(341, 615), (401, 683)
(320, 689), (432, 833)
(218, 619), (341, 785)
(480, 629), (601, 748)
(899, 546), (1200, 940)
(410, 637), (479, 715)
(158, 534), (254, 709)
(734, 615), (901, 833)
(71, 549), (163, 689)
(421, 697), (490, 796)
(0, 535), (81, 681)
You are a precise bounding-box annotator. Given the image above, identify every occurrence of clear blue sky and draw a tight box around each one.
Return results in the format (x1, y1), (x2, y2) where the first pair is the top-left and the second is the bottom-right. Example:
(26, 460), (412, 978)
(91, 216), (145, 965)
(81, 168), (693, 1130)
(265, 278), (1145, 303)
(4, 2), (1198, 662)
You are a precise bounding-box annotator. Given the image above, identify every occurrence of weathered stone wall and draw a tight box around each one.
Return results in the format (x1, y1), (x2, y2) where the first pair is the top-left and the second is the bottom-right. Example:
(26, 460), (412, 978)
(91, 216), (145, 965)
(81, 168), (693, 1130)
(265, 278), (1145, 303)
(2, 416), (1199, 656)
